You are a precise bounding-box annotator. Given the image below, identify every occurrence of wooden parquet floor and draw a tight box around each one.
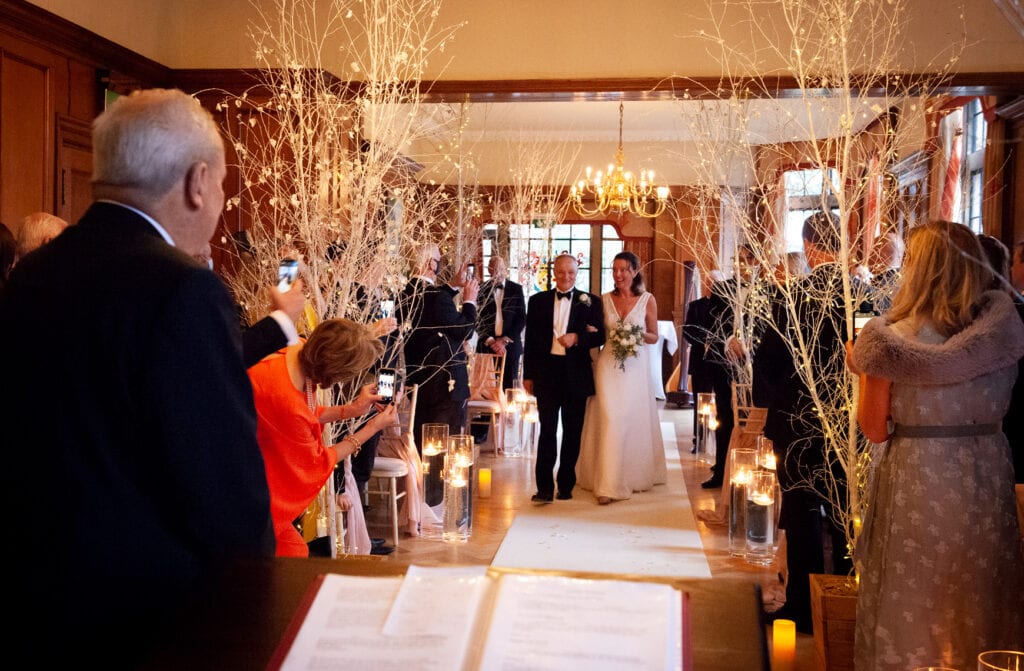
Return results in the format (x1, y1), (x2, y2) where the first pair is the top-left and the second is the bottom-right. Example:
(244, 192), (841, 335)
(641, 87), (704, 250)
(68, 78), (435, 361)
(362, 402), (820, 670)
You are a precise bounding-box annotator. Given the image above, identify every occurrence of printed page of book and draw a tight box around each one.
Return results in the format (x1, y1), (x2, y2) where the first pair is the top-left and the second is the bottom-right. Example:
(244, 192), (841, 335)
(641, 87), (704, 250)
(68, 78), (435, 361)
(477, 574), (683, 671)
(277, 573), (473, 671)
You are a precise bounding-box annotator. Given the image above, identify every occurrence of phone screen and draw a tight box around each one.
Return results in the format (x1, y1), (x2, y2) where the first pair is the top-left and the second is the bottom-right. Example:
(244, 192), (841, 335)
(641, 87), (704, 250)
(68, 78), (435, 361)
(853, 313), (872, 339)
(278, 259), (299, 292)
(466, 263), (476, 280)
(377, 368), (396, 404)
(380, 299), (395, 319)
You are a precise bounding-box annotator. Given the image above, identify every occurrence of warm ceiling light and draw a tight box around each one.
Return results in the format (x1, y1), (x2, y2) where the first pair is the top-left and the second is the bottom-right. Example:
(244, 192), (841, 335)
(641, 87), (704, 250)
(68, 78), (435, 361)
(569, 102), (670, 219)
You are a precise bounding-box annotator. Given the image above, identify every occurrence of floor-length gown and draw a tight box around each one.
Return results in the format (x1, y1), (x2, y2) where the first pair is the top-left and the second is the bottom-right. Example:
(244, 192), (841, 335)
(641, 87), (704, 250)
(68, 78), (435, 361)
(854, 307), (1024, 670)
(577, 292), (667, 500)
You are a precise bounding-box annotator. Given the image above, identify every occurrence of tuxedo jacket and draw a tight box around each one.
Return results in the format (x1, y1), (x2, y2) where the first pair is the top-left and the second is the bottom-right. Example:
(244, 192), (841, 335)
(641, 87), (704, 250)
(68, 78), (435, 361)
(0, 202), (274, 662)
(522, 288), (605, 397)
(475, 278), (526, 348)
(751, 263), (863, 485)
(398, 277), (478, 403)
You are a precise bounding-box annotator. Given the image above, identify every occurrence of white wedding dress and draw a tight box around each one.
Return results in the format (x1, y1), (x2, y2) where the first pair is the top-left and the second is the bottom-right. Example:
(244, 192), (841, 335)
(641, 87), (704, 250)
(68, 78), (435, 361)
(577, 292), (667, 501)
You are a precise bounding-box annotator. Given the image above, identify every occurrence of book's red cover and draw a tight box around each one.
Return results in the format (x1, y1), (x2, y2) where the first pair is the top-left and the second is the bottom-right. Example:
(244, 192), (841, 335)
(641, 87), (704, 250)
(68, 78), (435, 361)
(265, 573), (326, 671)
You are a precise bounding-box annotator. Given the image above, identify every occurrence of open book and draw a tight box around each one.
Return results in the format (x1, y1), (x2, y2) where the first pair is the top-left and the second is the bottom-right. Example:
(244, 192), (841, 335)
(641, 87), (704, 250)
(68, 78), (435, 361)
(269, 565), (688, 670)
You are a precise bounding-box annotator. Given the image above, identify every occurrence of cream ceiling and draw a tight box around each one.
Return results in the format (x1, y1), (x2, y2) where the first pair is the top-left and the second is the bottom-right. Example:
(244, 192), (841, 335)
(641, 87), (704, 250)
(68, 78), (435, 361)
(26, 0), (1024, 186)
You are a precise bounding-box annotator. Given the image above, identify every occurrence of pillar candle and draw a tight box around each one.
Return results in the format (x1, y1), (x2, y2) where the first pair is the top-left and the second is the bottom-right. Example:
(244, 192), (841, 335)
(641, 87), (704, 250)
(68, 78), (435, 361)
(772, 619), (795, 671)
(478, 467), (492, 498)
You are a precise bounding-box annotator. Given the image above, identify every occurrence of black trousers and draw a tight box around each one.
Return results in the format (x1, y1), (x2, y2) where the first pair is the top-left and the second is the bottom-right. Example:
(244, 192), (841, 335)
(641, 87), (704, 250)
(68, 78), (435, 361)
(533, 355), (588, 497)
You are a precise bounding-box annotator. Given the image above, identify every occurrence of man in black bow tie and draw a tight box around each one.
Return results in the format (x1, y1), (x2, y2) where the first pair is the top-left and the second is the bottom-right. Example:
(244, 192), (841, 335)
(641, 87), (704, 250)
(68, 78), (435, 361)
(523, 254), (604, 502)
(476, 255), (527, 389)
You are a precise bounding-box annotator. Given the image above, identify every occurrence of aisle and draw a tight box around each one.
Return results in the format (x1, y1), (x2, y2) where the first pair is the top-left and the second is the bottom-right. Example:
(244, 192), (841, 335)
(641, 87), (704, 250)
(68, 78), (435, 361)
(490, 422), (711, 578)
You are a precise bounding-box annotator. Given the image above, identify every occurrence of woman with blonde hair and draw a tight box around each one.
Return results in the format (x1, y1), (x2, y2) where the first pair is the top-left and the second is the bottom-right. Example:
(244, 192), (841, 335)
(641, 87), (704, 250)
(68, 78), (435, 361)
(849, 221), (1024, 669)
(248, 318), (397, 556)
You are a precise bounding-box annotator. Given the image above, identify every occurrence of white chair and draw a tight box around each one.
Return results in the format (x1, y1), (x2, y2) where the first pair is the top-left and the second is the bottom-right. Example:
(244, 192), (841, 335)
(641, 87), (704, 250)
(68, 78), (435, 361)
(367, 384), (418, 547)
(466, 352), (506, 453)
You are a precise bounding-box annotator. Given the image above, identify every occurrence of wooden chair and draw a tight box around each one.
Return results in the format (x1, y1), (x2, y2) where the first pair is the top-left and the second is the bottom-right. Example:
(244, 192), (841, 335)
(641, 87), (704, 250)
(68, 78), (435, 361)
(466, 352), (506, 453)
(366, 384), (418, 547)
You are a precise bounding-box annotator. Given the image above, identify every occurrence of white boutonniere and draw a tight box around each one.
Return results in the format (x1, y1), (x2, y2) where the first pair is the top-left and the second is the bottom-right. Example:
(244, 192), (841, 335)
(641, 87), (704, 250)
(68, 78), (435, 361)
(577, 293), (591, 307)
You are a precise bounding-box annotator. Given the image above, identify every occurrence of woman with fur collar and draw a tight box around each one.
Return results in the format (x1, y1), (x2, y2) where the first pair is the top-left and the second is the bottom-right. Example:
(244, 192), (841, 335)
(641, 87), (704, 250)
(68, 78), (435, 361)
(849, 220), (1024, 670)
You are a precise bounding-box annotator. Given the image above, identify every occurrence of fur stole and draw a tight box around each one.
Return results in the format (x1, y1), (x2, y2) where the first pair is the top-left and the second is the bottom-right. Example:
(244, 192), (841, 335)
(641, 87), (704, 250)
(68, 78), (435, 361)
(852, 290), (1024, 386)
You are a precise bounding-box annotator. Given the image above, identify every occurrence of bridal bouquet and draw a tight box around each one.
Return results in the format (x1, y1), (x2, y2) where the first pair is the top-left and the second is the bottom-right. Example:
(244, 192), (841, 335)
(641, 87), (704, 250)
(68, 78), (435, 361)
(609, 319), (644, 371)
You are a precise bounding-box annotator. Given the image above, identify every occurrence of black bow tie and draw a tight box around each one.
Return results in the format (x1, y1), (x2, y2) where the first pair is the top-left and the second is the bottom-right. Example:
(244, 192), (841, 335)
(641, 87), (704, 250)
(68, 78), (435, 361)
(557, 291), (573, 300)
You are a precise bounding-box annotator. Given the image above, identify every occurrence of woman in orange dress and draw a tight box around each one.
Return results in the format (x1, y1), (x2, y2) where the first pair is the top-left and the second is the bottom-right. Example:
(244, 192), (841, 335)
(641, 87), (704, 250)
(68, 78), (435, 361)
(248, 318), (398, 556)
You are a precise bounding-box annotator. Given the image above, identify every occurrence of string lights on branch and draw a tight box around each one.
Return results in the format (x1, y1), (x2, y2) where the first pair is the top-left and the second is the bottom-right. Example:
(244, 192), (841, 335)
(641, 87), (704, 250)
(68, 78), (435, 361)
(569, 102), (670, 219)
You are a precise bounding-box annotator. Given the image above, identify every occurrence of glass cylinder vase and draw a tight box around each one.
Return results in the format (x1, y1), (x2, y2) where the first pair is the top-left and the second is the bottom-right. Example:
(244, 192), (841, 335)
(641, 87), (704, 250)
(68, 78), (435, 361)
(728, 447), (757, 557)
(503, 388), (523, 457)
(443, 434), (475, 543)
(978, 650), (1024, 670)
(745, 470), (779, 566)
(696, 392), (717, 466)
(420, 423), (449, 540)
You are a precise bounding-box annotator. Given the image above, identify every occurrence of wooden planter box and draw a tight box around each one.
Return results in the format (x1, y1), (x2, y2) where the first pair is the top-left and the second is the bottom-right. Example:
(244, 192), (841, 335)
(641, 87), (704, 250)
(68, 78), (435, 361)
(809, 574), (857, 671)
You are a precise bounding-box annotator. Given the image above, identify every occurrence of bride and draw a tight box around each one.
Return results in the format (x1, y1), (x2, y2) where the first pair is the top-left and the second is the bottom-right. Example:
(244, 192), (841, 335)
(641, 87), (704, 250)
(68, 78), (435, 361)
(577, 251), (667, 504)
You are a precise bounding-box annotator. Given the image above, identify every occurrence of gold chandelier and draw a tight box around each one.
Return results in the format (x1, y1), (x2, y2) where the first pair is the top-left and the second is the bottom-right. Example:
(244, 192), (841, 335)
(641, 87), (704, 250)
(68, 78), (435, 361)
(569, 102), (670, 219)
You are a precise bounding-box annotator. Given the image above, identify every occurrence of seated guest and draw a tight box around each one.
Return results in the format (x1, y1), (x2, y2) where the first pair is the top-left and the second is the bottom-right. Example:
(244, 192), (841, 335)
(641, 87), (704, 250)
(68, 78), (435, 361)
(978, 233), (1010, 291)
(248, 318), (397, 556)
(14, 211), (68, 263)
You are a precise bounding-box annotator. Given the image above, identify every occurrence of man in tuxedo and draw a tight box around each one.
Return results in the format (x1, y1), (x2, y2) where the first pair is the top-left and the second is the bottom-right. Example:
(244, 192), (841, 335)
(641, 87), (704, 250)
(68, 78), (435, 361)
(752, 211), (857, 633)
(523, 253), (605, 502)
(0, 89), (274, 666)
(476, 255), (526, 389)
(398, 242), (479, 504)
(681, 270), (724, 460)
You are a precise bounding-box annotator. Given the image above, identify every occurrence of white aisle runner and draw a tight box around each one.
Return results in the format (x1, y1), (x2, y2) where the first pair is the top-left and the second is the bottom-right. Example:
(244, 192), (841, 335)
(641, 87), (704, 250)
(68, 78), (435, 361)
(491, 422), (711, 578)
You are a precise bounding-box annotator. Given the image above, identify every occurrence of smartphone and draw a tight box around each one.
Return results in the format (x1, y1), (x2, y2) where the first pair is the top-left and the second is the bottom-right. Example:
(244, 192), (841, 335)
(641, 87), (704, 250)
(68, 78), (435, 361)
(277, 258), (299, 292)
(853, 312), (872, 340)
(380, 299), (395, 319)
(377, 368), (396, 404)
(466, 263), (476, 280)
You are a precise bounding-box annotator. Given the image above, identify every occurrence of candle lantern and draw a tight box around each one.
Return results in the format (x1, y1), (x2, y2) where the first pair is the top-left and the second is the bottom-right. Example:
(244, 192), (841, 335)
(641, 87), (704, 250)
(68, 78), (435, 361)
(696, 392), (717, 466)
(745, 469), (779, 566)
(443, 433), (475, 543)
(520, 396), (539, 456)
(728, 447), (757, 557)
(503, 388), (523, 457)
(478, 467), (492, 498)
(420, 423), (449, 540)
(978, 650), (1024, 671)
(756, 435), (776, 471)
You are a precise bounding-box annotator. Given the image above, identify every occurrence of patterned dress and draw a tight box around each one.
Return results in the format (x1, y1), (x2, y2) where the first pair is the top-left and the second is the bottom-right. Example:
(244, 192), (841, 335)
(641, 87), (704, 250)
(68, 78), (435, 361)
(852, 291), (1024, 670)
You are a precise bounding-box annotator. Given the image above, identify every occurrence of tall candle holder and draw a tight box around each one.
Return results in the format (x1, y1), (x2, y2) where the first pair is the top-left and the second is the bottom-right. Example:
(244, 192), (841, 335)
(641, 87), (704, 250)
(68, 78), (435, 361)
(756, 435), (776, 471)
(521, 396), (539, 456)
(728, 447), (757, 557)
(443, 433), (475, 543)
(696, 392), (717, 466)
(503, 388), (524, 457)
(745, 469), (779, 566)
(420, 423), (448, 540)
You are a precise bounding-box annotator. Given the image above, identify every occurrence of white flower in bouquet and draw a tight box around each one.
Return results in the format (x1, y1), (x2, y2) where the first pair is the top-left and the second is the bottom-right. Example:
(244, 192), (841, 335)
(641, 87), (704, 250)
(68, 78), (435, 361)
(609, 319), (644, 371)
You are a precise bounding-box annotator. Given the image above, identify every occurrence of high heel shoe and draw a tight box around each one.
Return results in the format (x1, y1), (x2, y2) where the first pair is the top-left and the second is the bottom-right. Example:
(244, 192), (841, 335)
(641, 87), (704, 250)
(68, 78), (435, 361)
(597, 496), (613, 505)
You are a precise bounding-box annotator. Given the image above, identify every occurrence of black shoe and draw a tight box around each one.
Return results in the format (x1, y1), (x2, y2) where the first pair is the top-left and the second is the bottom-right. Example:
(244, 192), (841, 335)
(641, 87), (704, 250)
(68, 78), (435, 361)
(531, 492), (553, 503)
(370, 544), (395, 556)
(556, 491), (572, 500)
(690, 445), (697, 454)
(701, 477), (723, 489)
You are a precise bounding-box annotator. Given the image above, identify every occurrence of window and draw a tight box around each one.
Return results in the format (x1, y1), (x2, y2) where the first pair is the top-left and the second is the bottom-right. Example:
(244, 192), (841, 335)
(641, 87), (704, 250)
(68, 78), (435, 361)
(599, 224), (624, 294)
(783, 167), (839, 252)
(962, 98), (986, 233)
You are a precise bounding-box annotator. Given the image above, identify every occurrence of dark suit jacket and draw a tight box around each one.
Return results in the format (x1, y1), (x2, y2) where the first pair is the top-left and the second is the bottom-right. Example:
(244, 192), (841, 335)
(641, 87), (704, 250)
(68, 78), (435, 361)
(243, 315), (289, 367)
(752, 263), (857, 487)
(398, 277), (478, 403)
(0, 202), (274, 665)
(475, 278), (526, 346)
(1007, 300), (1024, 483)
(522, 288), (605, 397)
